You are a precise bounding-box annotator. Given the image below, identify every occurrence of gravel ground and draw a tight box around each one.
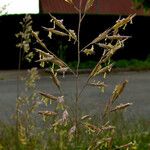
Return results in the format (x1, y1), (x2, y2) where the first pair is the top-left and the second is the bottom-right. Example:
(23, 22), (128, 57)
(0, 69), (150, 123)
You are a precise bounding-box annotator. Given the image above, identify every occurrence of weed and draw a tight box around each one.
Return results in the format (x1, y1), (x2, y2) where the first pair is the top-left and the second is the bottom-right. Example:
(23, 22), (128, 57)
(0, 0), (140, 149)
(30, 0), (135, 149)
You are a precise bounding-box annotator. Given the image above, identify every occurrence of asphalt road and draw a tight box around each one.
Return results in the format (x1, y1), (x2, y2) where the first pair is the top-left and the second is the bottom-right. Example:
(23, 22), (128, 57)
(0, 70), (150, 122)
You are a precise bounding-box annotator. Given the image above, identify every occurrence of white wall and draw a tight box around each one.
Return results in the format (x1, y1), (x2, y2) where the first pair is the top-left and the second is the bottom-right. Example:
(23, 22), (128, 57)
(0, 0), (39, 15)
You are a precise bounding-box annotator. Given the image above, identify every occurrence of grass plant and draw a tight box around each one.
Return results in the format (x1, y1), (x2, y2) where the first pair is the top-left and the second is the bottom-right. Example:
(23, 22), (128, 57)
(1, 0), (150, 150)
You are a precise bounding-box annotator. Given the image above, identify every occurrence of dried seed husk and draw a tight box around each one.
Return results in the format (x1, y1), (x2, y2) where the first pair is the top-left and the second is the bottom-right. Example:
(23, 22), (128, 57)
(116, 142), (134, 149)
(35, 48), (52, 57)
(43, 27), (68, 37)
(32, 31), (47, 50)
(68, 29), (77, 42)
(84, 123), (101, 132)
(111, 80), (128, 103)
(56, 67), (69, 73)
(88, 138), (112, 150)
(107, 35), (131, 40)
(38, 111), (57, 116)
(39, 91), (58, 101)
(97, 43), (113, 49)
(112, 14), (136, 31)
(91, 29), (111, 44)
(18, 123), (27, 145)
(36, 57), (54, 63)
(68, 125), (76, 141)
(100, 41), (124, 64)
(52, 119), (63, 127)
(64, 0), (73, 5)
(88, 81), (107, 88)
(81, 115), (91, 121)
(89, 62), (102, 78)
(110, 103), (133, 112)
(85, 0), (95, 12)
(97, 63), (113, 75)
(49, 13), (66, 31)
(50, 70), (61, 89)
(83, 45), (95, 55)
(101, 125), (115, 131)
(50, 57), (67, 68)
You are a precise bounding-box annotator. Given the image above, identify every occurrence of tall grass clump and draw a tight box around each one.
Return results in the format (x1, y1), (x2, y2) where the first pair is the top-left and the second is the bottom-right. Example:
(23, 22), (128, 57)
(0, 0), (141, 149)
(30, 0), (135, 148)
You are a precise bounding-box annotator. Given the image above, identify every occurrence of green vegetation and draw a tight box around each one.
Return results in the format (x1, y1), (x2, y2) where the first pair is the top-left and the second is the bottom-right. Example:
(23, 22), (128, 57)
(115, 58), (150, 70)
(0, 115), (150, 149)
(68, 58), (150, 71)
(132, 0), (150, 11)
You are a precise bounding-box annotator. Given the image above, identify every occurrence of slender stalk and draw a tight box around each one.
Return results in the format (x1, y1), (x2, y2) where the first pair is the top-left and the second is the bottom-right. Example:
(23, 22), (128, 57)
(76, 1), (82, 75)
(16, 34), (23, 150)
(75, 0), (82, 144)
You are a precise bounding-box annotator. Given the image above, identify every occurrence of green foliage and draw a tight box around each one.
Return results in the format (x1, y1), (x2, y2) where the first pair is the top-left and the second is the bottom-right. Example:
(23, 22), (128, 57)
(114, 58), (150, 70)
(132, 0), (150, 11)
(68, 58), (150, 70)
(0, 117), (150, 149)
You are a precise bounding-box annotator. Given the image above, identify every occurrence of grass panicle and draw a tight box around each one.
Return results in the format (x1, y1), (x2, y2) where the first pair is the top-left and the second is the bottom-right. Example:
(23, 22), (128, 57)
(1, 1), (149, 150)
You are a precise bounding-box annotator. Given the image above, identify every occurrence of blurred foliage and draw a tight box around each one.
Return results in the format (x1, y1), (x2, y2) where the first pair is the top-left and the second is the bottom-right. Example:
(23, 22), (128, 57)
(132, 0), (150, 11)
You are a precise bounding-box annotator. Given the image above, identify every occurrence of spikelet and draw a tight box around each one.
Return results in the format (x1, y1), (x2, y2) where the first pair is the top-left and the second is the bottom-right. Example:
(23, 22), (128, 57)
(116, 142), (134, 149)
(89, 63), (113, 79)
(62, 109), (69, 122)
(88, 138), (112, 150)
(97, 63), (113, 75)
(18, 123), (27, 145)
(57, 96), (65, 110)
(64, 0), (73, 5)
(68, 125), (76, 141)
(52, 119), (63, 127)
(57, 67), (69, 73)
(50, 68), (61, 89)
(83, 45), (95, 55)
(91, 29), (111, 44)
(42, 27), (68, 39)
(88, 81), (107, 92)
(111, 80), (128, 103)
(35, 48), (54, 66)
(56, 67), (69, 77)
(101, 125), (115, 131)
(97, 43), (113, 49)
(35, 48), (50, 57)
(49, 13), (66, 30)
(48, 14), (77, 43)
(32, 31), (47, 50)
(38, 111), (57, 116)
(100, 41), (123, 64)
(81, 115), (91, 121)
(68, 29), (77, 43)
(106, 35), (131, 40)
(84, 123), (101, 133)
(110, 103), (133, 112)
(51, 57), (67, 68)
(34, 37), (68, 69)
(39, 91), (58, 101)
(112, 14), (136, 32)
(89, 62), (102, 78)
(85, 0), (95, 12)
(89, 81), (107, 87)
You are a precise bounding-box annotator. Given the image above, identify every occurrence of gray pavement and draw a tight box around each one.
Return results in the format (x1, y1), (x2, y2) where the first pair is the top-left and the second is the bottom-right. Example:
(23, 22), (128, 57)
(0, 70), (150, 122)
